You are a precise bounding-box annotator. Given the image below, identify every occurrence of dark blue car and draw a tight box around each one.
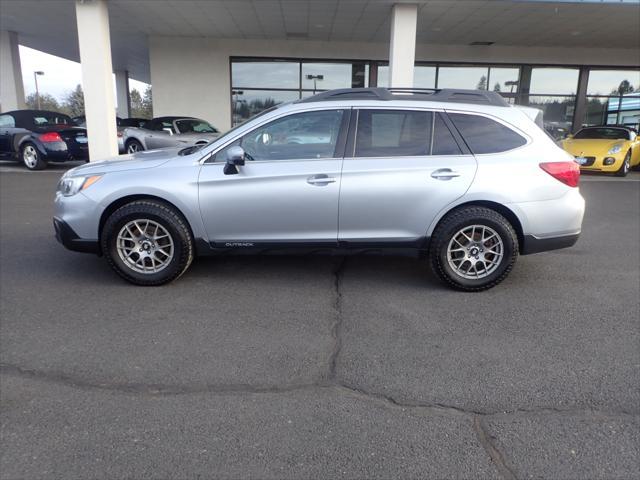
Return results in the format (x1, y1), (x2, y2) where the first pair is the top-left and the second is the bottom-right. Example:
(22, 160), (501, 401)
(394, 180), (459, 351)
(0, 110), (89, 170)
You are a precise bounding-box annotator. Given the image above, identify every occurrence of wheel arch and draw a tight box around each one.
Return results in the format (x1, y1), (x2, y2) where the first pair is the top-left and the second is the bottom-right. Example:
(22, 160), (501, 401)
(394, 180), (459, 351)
(98, 194), (195, 244)
(429, 200), (525, 251)
(16, 135), (46, 156)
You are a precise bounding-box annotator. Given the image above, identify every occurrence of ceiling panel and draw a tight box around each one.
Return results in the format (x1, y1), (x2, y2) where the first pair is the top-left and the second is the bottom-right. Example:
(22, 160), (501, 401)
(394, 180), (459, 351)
(1, 0), (638, 83)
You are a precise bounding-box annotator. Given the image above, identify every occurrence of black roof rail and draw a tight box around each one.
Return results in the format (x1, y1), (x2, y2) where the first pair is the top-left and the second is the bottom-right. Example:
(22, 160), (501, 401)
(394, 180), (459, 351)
(297, 87), (509, 107)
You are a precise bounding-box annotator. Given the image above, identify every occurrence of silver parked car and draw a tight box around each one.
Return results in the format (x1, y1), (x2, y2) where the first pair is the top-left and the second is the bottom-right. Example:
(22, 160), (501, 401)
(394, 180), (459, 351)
(120, 116), (220, 153)
(54, 88), (585, 291)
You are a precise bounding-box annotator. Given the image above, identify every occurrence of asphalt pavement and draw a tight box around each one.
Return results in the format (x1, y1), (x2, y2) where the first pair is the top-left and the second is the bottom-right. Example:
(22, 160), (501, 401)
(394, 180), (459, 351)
(1, 162), (638, 479)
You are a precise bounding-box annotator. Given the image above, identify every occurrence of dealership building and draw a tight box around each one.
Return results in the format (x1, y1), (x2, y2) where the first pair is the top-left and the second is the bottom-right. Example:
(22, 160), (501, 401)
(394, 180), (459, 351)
(1, 0), (639, 160)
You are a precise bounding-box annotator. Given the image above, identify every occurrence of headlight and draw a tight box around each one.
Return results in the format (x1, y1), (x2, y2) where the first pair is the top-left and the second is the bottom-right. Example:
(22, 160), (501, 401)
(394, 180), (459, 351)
(607, 144), (623, 155)
(57, 175), (102, 196)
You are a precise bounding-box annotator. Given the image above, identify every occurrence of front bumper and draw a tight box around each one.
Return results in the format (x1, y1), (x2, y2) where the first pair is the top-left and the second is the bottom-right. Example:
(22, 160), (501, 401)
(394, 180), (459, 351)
(53, 217), (100, 254)
(574, 153), (625, 173)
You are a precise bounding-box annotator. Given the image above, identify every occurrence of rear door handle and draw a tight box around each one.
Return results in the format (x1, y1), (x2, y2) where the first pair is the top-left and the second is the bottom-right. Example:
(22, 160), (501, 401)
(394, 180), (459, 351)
(431, 168), (461, 180)
(307, 174), (336, 186)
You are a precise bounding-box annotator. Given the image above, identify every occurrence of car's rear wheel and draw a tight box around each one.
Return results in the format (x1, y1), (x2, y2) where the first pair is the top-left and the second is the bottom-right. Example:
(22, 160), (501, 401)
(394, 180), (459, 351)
(101, 200), (194, 286)
(126, 139), (144, 154)
(21, 142), (47, 170)
(615, 150), (631, 177)
(429, 206), (518, 291)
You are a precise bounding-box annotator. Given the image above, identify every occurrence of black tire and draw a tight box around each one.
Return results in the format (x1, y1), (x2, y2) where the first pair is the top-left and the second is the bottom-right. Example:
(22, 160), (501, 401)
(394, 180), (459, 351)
(101, 200), (194, 286)
(429, 206), (518, 292)
(615, 150), (631, 177)
(20, 142), (47, 170)
(125, 139), (144, 154)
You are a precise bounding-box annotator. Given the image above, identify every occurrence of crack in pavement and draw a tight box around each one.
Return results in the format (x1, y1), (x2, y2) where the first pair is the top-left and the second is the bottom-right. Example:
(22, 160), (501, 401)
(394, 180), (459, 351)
(326, 256), (347, 381)
(474, 416), (518, 480)
(2, 257), (637, 480)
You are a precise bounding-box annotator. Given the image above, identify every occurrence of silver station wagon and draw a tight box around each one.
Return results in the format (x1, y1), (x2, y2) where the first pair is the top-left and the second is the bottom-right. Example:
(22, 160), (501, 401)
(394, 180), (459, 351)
(54, 88), (585, 291)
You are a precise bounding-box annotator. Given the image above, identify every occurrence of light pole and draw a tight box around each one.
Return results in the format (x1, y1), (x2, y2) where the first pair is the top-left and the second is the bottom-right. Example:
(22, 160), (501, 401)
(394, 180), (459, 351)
(34, 71), (44, 109)
(306, 74), (324, 94)
(505, 80), (518, 94)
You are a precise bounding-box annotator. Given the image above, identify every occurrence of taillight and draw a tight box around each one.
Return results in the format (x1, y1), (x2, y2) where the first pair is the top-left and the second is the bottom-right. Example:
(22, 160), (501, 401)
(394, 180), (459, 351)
(39, 132), (62, 143)
(539, 161), (580, 188)
(117, 132), (123, 137)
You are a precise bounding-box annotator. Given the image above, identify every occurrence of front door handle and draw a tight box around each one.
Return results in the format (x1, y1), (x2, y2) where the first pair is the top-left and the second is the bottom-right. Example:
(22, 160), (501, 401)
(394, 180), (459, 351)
(431, 168), (461, 180)
(307, 174), (336, 186)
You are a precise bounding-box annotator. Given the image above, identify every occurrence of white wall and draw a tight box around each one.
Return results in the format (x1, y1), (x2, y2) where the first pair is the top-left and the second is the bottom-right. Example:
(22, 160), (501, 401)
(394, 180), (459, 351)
(150, 35), (640, 132)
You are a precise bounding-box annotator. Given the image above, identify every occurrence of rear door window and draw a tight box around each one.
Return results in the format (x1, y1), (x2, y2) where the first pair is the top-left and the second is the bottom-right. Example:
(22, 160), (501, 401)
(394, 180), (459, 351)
(449, 113), (526, 154)
(432, 114), (462, 155)
(355, 110), (432, 157)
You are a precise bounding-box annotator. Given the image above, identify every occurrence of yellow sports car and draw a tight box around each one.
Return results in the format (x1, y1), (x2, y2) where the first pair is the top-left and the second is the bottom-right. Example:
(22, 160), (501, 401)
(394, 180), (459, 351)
(562, 126), (640, 177)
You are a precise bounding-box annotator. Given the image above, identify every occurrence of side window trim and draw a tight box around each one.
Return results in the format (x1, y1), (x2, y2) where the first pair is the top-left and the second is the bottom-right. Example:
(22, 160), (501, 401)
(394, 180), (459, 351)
(332, 108), (352, 159)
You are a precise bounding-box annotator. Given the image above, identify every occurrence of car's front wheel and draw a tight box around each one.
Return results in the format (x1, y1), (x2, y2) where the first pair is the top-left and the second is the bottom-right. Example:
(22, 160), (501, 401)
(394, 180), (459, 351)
(101, 200), (194, 286)
(21, 142), (47, 170)
(615, 150), (631, 177)
(429, 206), (518, 291)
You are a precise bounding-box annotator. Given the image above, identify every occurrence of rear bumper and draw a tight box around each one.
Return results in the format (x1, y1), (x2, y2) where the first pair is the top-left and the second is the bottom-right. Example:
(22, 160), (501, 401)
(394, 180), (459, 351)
(53, 217), (100, 254)
(521, 233), (580, 255)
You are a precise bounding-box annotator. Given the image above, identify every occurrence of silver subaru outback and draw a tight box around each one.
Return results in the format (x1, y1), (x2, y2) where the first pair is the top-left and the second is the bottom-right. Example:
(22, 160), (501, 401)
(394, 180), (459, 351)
(54, 88), (585, 291)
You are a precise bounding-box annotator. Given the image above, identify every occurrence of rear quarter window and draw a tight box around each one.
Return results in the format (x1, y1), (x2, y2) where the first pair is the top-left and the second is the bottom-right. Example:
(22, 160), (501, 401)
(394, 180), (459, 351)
(449, 113), (526, 154)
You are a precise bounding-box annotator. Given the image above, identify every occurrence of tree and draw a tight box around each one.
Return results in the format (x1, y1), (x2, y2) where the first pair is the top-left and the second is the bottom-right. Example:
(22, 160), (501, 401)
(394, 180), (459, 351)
(476, 75), (487, 90)
(62, 84), (85, 117)
(141, 86), (153, 118)
(611, 80), (635, 96)
(25, 92), (61, 112)
(130, 88), (144, 117)
(493, 82), (501, 92)
(130, 86), (152, 118)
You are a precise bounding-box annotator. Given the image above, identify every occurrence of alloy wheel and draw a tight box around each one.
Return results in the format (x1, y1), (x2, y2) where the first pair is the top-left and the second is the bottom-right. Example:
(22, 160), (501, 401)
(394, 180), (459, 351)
(23, 145), (38, 169)
(116, 219), (174, 274)
(446, 224), (504, 280)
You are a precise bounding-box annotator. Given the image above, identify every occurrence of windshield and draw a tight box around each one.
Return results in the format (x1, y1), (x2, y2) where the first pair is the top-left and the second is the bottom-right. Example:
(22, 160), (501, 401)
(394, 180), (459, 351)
(573, 128), (629, 140)
(175, 119), (218, 134)
(31, 113), (73, 126)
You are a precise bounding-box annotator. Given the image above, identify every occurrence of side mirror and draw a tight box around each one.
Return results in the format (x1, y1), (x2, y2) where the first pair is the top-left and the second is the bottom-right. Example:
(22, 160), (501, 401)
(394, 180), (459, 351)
(223, 145), (246, 175)
(162, 128), (174, 135)
(565, 133), (573, 139)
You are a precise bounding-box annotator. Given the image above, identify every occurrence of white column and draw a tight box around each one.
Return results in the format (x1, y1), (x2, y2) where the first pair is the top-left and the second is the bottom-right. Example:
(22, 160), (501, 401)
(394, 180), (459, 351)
(115, 70), (131, 118)
(75, 0), (118, 160)
(388, 3), (418, 88)
(0, 30), (26, 112)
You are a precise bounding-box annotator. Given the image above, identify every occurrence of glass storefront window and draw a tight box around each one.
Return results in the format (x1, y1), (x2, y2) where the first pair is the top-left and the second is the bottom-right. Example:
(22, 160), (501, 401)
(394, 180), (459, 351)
(231, 61), (299, 89)
(414, 66), (436, 88)
(376, 65), (437, 89)
(489, 68), (519, 93)
(529, 95), (576, 139)
(587, 69), (640, 96)
(232, 90), (299, 126)
(530, 68), (579, 95)
(438, 66), (489, 90)
(302, 63), (352, 91)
